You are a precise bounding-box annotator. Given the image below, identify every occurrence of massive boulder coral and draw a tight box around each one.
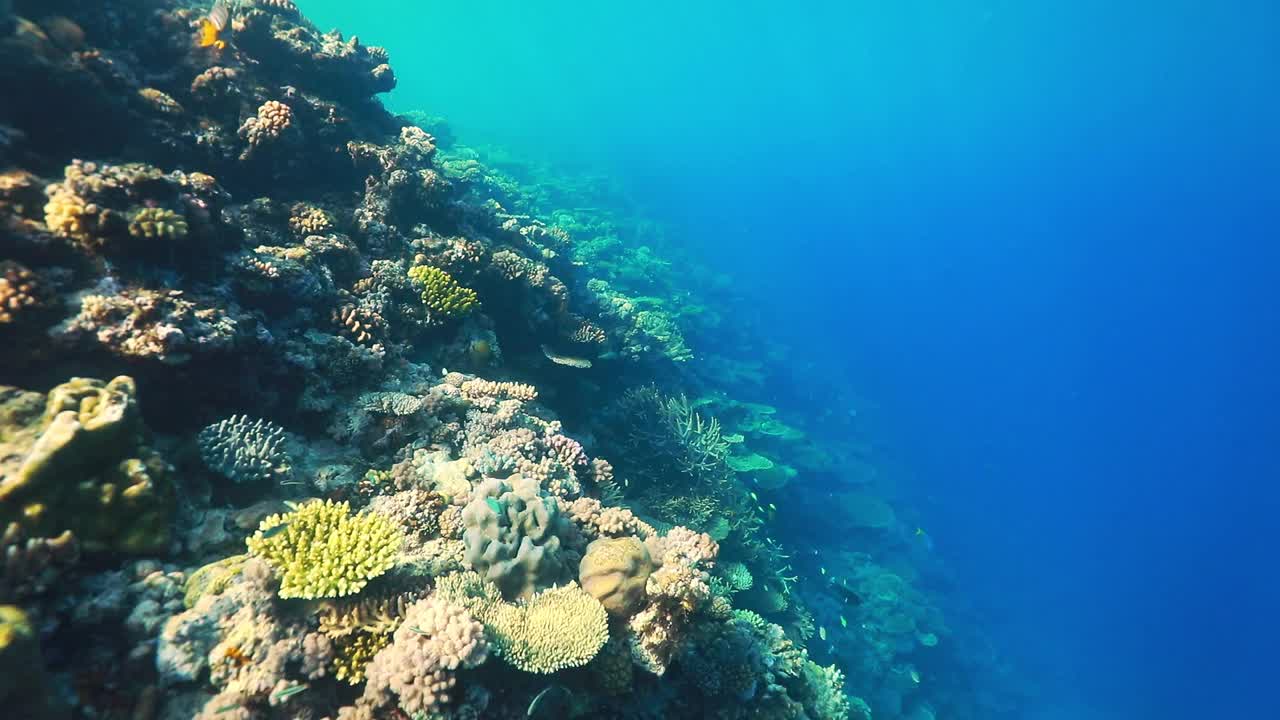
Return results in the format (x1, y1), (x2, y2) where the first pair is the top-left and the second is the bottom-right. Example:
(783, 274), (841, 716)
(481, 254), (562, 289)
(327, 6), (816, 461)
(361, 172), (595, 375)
(0, 376), (173, 554)
(579, 535), (654, 617)
(460, 474), (578, 600)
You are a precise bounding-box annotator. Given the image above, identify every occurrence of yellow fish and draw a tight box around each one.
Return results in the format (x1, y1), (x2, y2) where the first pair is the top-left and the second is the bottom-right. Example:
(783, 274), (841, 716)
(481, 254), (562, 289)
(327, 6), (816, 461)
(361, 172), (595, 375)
(198, 0), (230, 50)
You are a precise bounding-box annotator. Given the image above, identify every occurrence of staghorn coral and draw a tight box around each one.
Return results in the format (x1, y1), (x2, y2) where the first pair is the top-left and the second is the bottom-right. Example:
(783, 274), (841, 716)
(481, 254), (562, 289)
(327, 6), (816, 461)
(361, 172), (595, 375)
(407, 264), (478, 320)
(358, 595), (488, 717)
(578, 535), (653, 617)
(245, 500), (403, 599)
(197, 415), (291, 484)
(317, 590), (421, 638)
(461, 475), (578, 600)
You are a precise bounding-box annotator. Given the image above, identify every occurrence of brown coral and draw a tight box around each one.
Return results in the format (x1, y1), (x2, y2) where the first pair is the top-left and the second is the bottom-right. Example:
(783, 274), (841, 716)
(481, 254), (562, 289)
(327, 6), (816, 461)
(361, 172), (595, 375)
(0, 261), (47, 324)
(289, 204), (335, 236)
(128, 207), (188, 240)
(459, 379), (537, 403)
(238, 100), (292, 155)
(579, 536), (653, 617)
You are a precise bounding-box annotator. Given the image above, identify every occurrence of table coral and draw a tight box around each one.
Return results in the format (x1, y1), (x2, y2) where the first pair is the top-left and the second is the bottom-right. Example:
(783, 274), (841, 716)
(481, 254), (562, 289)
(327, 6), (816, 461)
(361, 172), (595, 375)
(245, 500), (403, 599)
(486, 582), (608, 673)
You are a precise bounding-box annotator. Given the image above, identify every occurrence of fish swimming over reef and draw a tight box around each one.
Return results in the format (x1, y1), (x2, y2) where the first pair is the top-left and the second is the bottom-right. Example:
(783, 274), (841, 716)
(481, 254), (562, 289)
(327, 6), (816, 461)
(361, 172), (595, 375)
(198, 0), (232, 50)
(831, 581), (863, 606)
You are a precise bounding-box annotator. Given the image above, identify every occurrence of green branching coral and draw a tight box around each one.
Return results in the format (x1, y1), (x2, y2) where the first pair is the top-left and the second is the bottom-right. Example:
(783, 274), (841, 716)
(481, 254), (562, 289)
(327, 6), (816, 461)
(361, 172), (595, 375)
(246, 500), (403, 599)
(406, 265), (478, 320)
(127, 207), (188, 240)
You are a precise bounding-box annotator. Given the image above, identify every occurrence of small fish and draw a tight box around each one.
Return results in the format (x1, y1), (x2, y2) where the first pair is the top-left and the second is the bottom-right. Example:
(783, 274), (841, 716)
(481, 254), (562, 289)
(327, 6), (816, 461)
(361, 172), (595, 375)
(259, 522), (289, 539)
(214, 704), (241, 715)
(484, 497), (503, 515)
(820, 567), (826, 575)
(910, 669), (921, 683)
(915, 527), (926, 536)
(198, 0), (231, 50)
(408, 625), (430, 635)
(526, 684), (572, 718)
(271, 683), (308, 702)
(282, 500), (301, 511)
(749, 492), (758, 501)
(280, 480), (305, 486)
(818, 626), (828, 641)
(839, 616), (848, 628)
(768, 503), (777, 511)
(832, 583), (864, 606)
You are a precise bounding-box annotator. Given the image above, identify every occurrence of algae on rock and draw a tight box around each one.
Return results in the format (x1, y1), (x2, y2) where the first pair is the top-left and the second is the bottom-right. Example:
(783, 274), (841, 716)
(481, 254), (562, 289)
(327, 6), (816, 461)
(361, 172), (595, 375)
(0, 376), (174, 555)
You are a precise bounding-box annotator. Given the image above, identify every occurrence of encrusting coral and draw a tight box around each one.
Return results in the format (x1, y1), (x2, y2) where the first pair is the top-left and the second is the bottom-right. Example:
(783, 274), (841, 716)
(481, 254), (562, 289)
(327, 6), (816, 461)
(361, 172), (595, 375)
(0, 376), (173, 555)
(245, 500), (403, 599)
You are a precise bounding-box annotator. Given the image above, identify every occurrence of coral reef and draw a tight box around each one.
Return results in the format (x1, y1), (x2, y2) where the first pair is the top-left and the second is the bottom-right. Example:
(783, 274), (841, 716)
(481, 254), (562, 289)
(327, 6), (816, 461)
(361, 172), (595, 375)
(246, 500), (403, 599)
(0, 0), (1024, 717)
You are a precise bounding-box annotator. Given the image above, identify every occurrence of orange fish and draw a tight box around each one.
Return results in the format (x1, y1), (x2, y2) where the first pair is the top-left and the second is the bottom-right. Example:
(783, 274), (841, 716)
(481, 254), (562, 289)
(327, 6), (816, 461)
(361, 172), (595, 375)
(197, 0), (230, 50)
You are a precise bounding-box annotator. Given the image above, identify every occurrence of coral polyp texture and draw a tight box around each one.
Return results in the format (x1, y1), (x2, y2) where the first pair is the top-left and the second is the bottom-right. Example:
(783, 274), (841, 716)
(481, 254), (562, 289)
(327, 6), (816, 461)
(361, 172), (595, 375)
(197, 415), (292, 484)
(245, 500), (403, 599)
(407, 264), (479, 320)
(0, 0), (1016, 718)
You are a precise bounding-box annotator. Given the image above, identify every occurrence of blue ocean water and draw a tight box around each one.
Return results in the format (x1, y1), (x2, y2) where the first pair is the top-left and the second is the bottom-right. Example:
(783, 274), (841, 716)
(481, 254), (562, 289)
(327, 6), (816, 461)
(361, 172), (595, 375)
(322, 1), (1276, 716)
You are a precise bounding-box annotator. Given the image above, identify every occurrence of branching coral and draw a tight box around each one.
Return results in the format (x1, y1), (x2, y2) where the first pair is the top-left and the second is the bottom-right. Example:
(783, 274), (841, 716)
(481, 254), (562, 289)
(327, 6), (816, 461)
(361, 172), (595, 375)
(0, 261), (47, 324)
(127, 206), (188, 239)
(407, 264), (478, 320)
(198, 415), (291, 484)
(246, 500), (403, 599)
(358, 595), (488, 716)
(240, 100), (292, 146)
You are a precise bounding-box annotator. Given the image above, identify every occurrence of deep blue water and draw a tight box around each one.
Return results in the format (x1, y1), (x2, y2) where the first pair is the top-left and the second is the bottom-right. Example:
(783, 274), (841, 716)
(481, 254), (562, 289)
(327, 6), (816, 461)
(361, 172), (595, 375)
(304, 1), (1279, 716)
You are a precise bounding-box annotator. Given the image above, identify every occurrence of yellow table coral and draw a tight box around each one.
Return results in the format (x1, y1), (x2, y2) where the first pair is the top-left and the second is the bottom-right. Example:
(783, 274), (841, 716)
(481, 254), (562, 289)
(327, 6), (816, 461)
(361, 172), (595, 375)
(246, 500), (403, 599)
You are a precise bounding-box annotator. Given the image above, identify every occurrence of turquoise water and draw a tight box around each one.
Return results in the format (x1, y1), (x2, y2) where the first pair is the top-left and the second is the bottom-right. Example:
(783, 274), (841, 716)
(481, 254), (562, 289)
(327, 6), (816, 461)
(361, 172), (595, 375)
(301, 1), (1280, 716)
(0, 1), (1275, 717)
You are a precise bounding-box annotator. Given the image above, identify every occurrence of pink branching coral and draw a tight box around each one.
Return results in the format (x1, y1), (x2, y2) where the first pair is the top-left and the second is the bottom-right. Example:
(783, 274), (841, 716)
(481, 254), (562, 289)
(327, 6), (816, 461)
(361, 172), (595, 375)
(627, 527), (719, 675)
(358, 595), (488, 717)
